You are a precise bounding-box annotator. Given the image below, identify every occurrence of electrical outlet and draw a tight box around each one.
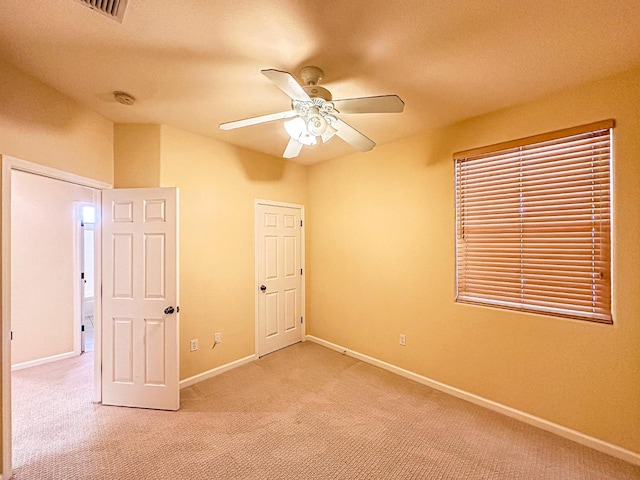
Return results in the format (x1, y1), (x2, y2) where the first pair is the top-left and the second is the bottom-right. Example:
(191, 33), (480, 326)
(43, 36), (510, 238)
(190, 339), (198, 352)
(214, 332), (221, 344)
(399, 334), (406, 346)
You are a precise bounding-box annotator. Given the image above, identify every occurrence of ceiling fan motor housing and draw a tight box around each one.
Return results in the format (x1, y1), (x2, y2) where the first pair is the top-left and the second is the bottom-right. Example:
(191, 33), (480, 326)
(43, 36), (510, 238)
(303, 85), (332, 101)
(301, 66), (332, 101)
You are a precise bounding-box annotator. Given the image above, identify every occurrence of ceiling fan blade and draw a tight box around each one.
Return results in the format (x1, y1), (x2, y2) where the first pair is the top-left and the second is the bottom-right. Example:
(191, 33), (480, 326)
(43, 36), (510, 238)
(333, 95), (404, 114)
(219, 109), (298, 130)
(261, 69), (311, 102)
(333, 119), (376, 152)
(283, 137), (304, 158)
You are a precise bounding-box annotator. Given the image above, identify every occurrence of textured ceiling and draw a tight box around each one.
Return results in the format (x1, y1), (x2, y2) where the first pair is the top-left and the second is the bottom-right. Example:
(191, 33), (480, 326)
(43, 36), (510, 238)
(1, 0), (640, 164)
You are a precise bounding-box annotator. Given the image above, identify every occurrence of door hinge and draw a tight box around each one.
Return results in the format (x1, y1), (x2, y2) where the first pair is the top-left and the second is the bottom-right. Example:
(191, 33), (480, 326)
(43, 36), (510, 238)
(300, 268), (303, 275)
(10, 331), (13, 340)
(81, 325), (85, 332)
(81, 272), (85, 280)
(300, 220), (303, 227)
(300, 317), (304, 324)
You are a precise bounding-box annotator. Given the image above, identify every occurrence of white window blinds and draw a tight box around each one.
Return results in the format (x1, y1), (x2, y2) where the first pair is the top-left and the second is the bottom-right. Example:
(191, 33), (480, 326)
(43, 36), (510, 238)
(454, 120), (613, 323)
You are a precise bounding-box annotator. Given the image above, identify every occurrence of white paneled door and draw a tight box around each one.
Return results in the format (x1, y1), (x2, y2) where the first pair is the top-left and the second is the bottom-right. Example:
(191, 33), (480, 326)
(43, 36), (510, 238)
(256, 203), (303, 357)
(102, 188), (179, 410)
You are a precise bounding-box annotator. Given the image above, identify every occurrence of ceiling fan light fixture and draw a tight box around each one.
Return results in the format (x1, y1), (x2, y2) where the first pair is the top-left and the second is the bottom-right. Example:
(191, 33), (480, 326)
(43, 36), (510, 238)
(321, 125), (337, 144)
(284, 117), (317, 146)
(299, 132), (317, 147)
(284, 116), (304, 138)
(305, 109), (328, 136)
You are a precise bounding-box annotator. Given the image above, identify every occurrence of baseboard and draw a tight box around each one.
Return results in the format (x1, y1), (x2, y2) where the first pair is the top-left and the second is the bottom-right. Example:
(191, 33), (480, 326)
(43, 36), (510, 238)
(306, 335), (640, 466)
(11, 351), (77, 372)
(179, 354), (257, 389)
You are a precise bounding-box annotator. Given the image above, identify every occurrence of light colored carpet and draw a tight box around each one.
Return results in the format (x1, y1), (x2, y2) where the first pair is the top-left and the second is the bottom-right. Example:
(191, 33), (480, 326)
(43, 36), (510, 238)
(12, 342), (640, 479)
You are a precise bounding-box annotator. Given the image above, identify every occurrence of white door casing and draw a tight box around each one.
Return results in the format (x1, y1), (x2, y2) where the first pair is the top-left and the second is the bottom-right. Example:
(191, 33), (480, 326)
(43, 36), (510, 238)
(102, 187), (180, 410)
(256, 201), (304, 357)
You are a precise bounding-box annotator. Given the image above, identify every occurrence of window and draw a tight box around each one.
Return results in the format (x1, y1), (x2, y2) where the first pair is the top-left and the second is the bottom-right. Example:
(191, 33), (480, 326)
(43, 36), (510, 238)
(454, 120), (613, 323)
(82, 205), (96, 224)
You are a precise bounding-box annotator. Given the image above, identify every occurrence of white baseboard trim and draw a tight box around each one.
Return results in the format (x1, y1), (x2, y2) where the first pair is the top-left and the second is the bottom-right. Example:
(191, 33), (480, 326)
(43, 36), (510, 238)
(306, 335), (640, 466)
(179, 354), (257, 389)
(11, 351), (77, 372)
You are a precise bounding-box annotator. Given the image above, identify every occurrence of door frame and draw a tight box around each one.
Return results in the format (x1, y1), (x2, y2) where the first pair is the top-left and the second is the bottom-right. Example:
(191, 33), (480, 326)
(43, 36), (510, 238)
(1, 155), (110, 479)
(254, 199), (306, 357)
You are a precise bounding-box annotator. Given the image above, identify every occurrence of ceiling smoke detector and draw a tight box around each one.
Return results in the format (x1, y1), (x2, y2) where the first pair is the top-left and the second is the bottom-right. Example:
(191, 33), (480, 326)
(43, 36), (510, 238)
(73, 0), (129, 23)
(113, 91), (135, 106)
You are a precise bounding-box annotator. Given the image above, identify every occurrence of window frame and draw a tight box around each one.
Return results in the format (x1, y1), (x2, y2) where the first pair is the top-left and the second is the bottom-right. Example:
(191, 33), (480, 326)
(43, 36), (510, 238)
(453, 120), (614, 324)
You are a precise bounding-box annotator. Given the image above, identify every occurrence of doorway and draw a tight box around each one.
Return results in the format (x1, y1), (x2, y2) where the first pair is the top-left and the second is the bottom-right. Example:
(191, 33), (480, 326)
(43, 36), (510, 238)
(79, 204), (96, 354)
(2, 155), (109, 479)
(11, 171), (95, 367)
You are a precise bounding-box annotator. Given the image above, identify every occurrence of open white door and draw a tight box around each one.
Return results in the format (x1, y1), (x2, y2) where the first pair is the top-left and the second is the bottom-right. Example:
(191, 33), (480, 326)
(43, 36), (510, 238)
(101, 187), (179, 411)
(256, 202), (304, 357)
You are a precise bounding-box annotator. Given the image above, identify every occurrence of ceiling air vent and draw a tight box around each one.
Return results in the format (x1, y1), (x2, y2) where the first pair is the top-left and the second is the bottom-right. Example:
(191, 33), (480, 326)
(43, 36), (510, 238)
(73, 0), (129, 23)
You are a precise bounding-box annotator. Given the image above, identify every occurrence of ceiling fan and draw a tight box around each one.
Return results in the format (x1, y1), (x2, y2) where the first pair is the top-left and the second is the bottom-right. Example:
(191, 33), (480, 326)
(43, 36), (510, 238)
(219, 66), (404, 158)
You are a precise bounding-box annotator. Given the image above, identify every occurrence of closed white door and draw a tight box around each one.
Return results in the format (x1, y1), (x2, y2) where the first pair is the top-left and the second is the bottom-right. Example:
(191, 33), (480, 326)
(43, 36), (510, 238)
(256, 203), (303, 357)
(101, 188), (179, 411)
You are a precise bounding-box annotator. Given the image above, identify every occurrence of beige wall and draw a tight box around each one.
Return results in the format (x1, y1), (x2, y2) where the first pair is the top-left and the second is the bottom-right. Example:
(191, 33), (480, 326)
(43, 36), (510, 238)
(114, 124), (161, 188)
(307, 66), (640, 454)
(0, 58), (113, 184)
(159, 125), (307, 379)
(11, 170), (94, 365)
